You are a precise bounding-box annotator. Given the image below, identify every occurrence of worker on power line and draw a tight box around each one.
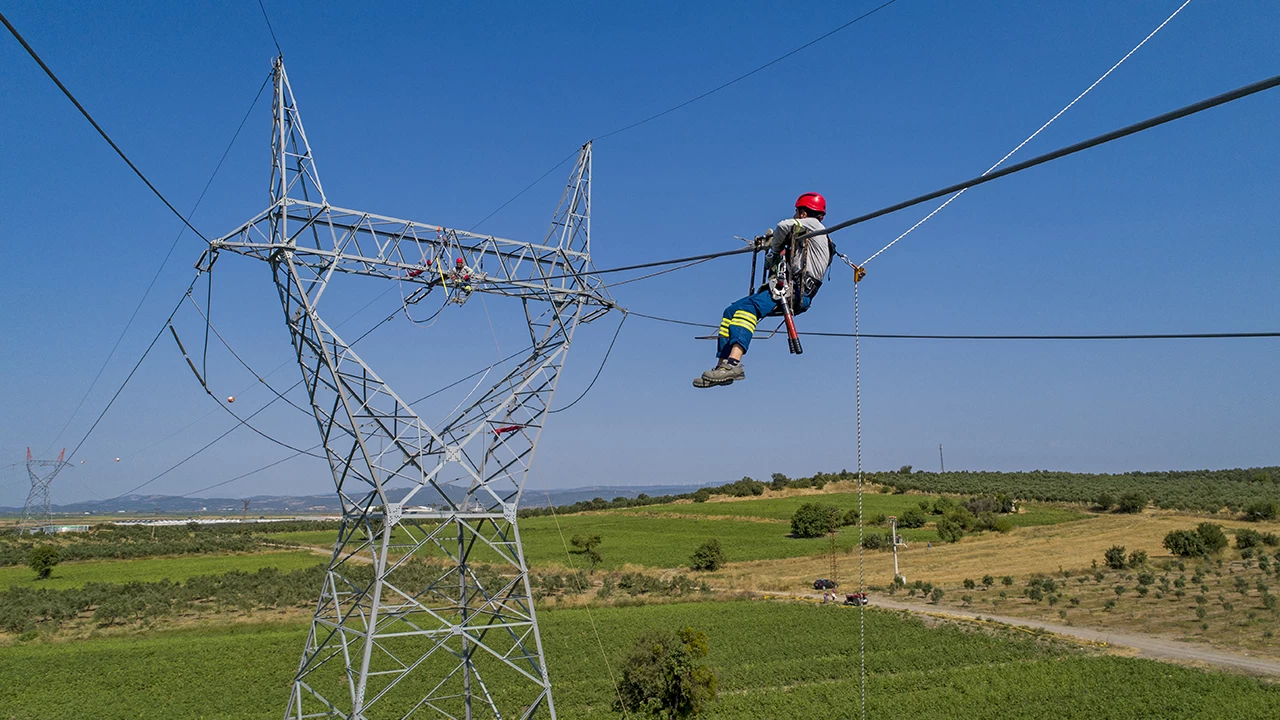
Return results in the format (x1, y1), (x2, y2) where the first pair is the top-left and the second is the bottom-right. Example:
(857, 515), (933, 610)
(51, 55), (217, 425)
(694, 193), (831, 388)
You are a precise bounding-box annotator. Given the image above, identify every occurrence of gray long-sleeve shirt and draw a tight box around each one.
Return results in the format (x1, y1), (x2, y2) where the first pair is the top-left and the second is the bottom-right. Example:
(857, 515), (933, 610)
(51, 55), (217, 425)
(771, 217), (830, 282)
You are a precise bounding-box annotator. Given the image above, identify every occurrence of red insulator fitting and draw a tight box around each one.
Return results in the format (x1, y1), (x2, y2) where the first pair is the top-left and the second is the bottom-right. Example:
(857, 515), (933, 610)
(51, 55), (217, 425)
(463, 274), (470, 281)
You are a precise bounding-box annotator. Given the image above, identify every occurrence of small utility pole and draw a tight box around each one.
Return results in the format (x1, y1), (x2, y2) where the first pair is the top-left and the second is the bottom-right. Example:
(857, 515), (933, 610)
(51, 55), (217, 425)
(242, 499), (250, 521)
(889, 516), (904, 584)
(829, 534), (839, 587)
(939, 443), (945, 473)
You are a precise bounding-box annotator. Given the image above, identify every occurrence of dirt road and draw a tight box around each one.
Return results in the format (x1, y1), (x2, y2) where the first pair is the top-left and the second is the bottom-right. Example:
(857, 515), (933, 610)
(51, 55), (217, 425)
(774, 591), (1280, 678)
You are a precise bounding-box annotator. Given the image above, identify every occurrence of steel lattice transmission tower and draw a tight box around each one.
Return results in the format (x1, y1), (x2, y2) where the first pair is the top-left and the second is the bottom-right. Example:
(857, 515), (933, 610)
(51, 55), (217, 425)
(208, 58), (613, 719)
(19, 447), (68, 533)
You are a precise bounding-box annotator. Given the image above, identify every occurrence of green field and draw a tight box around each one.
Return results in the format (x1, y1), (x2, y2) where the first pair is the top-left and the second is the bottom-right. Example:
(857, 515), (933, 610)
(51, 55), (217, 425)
(0, 551), (323, 590)
(617, 493), (1087, 528)
(1, 600), (1276, 719)
(270, 497), (1085, 572)
(276, 516), (937, 571)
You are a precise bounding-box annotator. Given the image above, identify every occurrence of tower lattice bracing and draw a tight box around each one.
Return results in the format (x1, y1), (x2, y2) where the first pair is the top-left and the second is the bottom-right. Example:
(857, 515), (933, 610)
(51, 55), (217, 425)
(208, 58), (612, 719)
(19, 447), (67, 534)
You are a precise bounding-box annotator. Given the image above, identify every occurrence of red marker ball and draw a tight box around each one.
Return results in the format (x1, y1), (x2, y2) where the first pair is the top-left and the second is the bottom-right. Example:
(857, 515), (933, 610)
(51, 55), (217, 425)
(227, 396), (235, 403)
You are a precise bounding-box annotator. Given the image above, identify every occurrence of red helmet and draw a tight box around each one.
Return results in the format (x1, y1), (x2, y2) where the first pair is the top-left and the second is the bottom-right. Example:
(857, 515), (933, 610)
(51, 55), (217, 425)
(795, 192), (826, 215)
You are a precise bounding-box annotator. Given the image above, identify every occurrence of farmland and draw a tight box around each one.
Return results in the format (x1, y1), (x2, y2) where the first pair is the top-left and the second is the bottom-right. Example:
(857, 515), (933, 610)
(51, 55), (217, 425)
(271, 492), (1085, 571)
(0, 550), (321, 590)
(3, 600), (1279, 719)
(3, 480), (1278, 718)
(615, 488), (1085, 527)
(873, 467), (1280, 512)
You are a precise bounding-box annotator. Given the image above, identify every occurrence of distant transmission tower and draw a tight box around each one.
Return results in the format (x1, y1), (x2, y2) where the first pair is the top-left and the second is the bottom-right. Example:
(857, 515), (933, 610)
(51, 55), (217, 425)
(19, 447), (68, 534)
(208, 58), (612, 719)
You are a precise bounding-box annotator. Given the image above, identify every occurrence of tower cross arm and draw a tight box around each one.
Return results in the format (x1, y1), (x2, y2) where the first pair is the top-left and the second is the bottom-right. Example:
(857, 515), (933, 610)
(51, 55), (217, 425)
(210, 200), (612, 306)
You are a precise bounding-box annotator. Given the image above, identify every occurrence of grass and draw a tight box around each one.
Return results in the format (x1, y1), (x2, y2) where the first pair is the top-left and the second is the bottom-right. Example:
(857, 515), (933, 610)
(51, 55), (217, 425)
(1, 600), (1278, 719)
(0, 551), (323, 590)
(270, 493), (1085, 572)
(276, 516), (936, 571)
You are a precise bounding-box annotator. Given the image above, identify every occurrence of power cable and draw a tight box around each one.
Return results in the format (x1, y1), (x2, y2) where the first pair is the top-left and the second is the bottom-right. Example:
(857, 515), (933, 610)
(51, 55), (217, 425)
(182, 294), (313, 417)
(595, 0), (901, 141)
(63, 277), (200, 464)
(469, 0), (902, 230)
(0, 10), (210, 243)
(469, 150), (578, 232)
(549, 312), (628, 414)
(627, 310), (1280, 341)
(178, 446), (318, 498)
(861, 0), (1194, 266)
(103, 385), (308, 501)
(517, 72), (1280, 287)
(99, 288), (408, 501)
(39, 72), (272, 454)
(256, 0), (283, 56)
(797, 73), (1280, 243)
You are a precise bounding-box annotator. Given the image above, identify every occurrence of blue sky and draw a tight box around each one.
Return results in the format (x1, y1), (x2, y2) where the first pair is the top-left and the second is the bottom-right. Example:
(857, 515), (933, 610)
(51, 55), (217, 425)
(1, 0), (1277, 506)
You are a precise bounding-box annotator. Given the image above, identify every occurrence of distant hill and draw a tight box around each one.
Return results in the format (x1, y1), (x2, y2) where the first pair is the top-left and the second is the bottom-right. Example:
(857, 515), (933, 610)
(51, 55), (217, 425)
(0, 484), (701, 518)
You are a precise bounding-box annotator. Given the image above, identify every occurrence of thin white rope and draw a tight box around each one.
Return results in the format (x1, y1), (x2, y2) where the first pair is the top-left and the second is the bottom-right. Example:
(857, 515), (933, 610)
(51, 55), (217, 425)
(537, 475), (631, 720)
(480, 294), (628, 716)
(860, 0), (1193, 267)
(854, 271), (866, 720)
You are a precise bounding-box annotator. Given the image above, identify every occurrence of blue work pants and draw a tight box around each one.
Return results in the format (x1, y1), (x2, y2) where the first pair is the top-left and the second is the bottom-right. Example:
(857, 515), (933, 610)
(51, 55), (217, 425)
(717, 289), (811, 359)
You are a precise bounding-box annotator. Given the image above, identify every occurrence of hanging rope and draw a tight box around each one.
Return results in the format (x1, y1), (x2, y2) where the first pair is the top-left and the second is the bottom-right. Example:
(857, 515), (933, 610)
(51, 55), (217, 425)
(854, 269), (867, 720)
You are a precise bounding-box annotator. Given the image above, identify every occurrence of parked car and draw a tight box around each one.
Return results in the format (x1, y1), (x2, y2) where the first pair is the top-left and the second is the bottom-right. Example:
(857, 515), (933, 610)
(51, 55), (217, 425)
(813, 578), (838, 590)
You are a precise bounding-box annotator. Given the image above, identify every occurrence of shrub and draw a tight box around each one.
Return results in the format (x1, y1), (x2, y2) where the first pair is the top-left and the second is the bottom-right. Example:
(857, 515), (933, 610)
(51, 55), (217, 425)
(689, 539), (725, 572)
(1129, 550), (1148, 567)
(616, 627), (717, 718)
(963, 578), (976, 590)
(841, 509), (860, 527)
(1164, 530), (1207, 558)
(1095, 492), (1115, 512)
(981, 575), (994, 589)
(861, 533), (885, 551)
(1197, 523), (1229, 554)
(1244, 499), (1280, 522)
(27, 546), (60, 580)
(1002, 576), (1014, 586)
(1236, 529), (1264, 550)
(936, 518), (964, 544)
(929, 587), (944, 603)
(1104, 545), (1128, 570)
(898, 508), (927, 529)
(1116, 492), (1146, 514)
(569, 534), (603, 571)
(692, 488), (711, 503)
(790, 503), (842, 538)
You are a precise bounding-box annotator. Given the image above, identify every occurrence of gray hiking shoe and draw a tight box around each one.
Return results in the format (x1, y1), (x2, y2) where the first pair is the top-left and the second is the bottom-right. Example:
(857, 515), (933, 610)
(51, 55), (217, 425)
(692, 361), (744, 388)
